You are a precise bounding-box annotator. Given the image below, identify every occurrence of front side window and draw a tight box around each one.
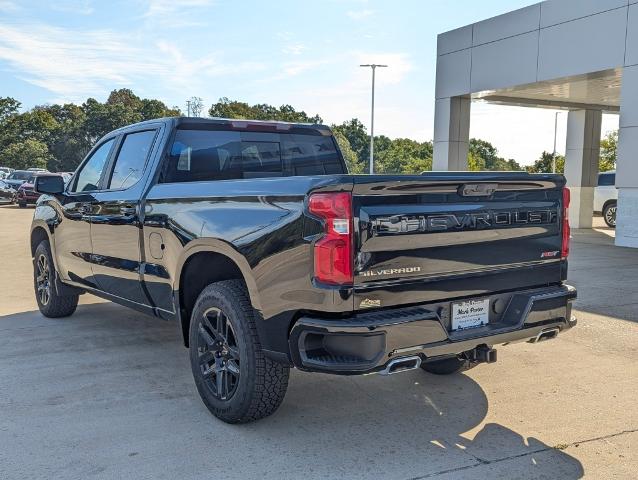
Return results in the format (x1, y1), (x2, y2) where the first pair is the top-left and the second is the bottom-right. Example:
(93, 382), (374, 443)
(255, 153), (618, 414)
(108, 130), (157, 190)
(163, 129), (345, 183)
(72, 139), (115, 192)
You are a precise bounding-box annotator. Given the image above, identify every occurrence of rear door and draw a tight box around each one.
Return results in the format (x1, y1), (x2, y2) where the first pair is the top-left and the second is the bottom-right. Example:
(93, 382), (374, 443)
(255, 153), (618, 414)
(90, 128), (159, 306)
(352, 173), (565, 310)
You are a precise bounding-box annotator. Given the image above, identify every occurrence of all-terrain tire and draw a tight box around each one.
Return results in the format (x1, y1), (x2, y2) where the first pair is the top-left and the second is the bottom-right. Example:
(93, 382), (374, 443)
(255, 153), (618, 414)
(421, 356), (473, 375)
(189, 280), (289, 423)
(33, 240), (79, 317)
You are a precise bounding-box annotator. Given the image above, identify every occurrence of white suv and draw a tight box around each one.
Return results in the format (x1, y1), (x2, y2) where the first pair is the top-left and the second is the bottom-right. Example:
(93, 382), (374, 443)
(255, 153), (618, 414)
(594, 171), (617, 227)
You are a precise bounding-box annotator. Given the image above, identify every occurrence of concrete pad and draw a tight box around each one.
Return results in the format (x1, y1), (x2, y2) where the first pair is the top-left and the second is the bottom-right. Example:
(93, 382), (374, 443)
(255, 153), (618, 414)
(1, 205), (636, 479)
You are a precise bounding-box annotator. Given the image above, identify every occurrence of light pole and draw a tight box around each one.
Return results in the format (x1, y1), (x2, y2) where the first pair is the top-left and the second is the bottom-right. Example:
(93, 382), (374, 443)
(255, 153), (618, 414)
(360, 64), (388, 174)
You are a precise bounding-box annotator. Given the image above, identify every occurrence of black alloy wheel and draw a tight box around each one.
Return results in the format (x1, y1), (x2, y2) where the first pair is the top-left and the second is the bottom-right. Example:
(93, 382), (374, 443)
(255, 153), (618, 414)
(188, 280), (289, 423)
(35, 253), (51, 307)
(196, 307), (241, 401)
(33, 240), (78, 317)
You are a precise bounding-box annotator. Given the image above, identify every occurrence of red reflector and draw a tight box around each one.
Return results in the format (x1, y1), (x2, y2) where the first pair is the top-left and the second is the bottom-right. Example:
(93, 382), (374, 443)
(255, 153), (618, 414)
(308, 192), (353, 285)
(561, 187), (570, 259)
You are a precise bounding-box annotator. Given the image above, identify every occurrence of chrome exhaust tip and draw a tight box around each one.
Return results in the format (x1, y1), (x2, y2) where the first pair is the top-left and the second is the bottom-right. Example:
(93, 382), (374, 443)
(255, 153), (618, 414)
(378, 355), (422, 376)
(529, 327), (560, 344)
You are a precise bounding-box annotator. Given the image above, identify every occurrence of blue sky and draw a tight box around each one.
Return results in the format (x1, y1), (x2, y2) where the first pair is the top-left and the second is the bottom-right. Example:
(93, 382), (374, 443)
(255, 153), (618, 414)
(0, 0), (619, 164)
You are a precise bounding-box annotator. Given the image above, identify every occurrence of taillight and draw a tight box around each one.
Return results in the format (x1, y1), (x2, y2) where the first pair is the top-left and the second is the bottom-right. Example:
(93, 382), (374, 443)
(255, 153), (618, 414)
(561, 187), (571, 259)
(308, 192), (353, 285)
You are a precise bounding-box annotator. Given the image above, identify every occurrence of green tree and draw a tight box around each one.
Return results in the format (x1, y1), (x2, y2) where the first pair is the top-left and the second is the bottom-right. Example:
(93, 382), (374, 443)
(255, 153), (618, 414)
(526, 151), (565, 174)
(468, 151), (486, 171)
(0, 139), (51, 170)
(140, 98), (181, 121)
(376, 138), (432, 174)
(332, 119), (370, 169)
(468, 138), (522, 171)
(600, 130), (617, 172)
(0, 97), (21, 122)
(208, 97), (322, 123)
(334, 131), (363, 173)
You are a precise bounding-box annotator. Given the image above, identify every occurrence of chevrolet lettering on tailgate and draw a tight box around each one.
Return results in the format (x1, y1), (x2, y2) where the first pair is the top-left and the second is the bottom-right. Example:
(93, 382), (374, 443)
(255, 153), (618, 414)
(372, 210), (558, 234)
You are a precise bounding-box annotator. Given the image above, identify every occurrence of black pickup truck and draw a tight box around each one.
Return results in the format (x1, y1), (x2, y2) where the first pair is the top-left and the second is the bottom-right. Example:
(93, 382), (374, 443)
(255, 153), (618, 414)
(31, 117), (576, 423)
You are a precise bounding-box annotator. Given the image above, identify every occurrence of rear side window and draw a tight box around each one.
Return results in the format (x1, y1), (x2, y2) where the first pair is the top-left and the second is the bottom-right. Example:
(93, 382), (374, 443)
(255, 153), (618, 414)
(598, 173), (615, 186)
(108, 130), (157, 190)
(162, 129), (345, 183)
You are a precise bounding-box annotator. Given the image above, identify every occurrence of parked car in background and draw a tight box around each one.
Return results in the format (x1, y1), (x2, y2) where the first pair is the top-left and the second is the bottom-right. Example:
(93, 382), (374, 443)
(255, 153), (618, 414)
(0, 179), (16, 204)
(16, 173), (64, 208)
(5, 170), (37, 189)
(594, 171), (617, 228)
(0, 167), (15, 179)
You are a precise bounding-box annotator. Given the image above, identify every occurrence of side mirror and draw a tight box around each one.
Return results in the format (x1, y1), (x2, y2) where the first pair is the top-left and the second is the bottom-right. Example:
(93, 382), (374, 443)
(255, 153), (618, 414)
(35, 175), (65, 195)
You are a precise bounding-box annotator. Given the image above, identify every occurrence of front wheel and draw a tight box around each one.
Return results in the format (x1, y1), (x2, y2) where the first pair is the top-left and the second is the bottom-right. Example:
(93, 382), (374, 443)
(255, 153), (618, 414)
(189, 280), (289, 423)
(18, 201), (26, 208)
(603, 202), (617, 228)
(33, 240), (79, 317)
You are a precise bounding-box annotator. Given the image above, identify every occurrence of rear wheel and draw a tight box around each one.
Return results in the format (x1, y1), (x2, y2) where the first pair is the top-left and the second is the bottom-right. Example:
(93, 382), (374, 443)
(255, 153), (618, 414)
(421, 356), (472, 375)
(603, 201), (617, 228)
(189, 280), (289, 423)
(33, 240), (79, 317)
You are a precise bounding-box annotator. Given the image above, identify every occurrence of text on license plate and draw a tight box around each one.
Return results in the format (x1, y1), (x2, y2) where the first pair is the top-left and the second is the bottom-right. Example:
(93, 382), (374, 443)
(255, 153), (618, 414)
(451, 298), (490, 331)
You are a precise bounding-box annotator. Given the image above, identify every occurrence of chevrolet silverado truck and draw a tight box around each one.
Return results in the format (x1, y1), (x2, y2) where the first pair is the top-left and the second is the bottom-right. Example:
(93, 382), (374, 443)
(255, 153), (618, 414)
(31, 117), (576, 423)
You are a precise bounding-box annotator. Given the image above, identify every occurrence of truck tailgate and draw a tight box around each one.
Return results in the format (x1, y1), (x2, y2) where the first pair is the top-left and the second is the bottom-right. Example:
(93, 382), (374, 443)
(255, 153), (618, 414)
(352, 173), (566, 310)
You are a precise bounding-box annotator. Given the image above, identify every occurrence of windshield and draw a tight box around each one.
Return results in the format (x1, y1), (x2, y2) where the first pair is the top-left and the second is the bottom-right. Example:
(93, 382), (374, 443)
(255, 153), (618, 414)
(9, 171), (31, 180)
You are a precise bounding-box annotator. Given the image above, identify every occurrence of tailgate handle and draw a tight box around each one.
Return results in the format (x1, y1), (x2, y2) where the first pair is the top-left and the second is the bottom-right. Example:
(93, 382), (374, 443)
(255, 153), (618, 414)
(460, 183), (497, 197)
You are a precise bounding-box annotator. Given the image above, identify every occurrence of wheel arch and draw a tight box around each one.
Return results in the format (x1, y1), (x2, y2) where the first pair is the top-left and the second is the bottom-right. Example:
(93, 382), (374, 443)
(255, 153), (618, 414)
(602, 199), (617, 212)
(174, 239), (262, 347)
(30, 225), (50, 257)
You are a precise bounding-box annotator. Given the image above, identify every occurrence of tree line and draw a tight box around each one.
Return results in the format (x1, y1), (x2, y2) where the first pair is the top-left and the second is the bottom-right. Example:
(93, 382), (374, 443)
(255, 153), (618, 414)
(0, 90), (617, 174)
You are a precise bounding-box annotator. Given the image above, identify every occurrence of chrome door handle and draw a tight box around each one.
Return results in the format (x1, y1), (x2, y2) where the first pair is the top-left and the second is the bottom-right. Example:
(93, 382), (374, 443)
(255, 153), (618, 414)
(78, 204), (92, 214)
(119, 205), (136, 215)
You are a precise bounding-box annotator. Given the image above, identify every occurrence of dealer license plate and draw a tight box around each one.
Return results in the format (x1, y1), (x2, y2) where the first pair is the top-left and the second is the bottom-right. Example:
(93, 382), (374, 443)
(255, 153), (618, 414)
(451, 298), (490, 331)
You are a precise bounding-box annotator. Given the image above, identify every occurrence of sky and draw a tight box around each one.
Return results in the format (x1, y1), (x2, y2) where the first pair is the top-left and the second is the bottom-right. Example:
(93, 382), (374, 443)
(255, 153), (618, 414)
(0, 0), (620, 165)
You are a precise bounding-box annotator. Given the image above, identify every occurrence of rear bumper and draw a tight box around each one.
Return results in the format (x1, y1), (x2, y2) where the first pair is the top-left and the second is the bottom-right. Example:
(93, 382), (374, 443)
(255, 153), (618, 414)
(288, 284), (577, 375)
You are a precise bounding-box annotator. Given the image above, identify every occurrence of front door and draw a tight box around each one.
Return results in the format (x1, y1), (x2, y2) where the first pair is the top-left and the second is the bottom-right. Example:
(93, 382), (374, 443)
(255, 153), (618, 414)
(90, 129), (158, 306)
(54, 138), (116, 288)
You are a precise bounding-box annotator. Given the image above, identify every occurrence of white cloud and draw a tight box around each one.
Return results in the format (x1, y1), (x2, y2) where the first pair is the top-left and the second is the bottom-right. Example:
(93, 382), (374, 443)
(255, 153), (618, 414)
(143, 0), (214, 17)
(0, 1), (19, 12)
(354, 52), (413, 85)
(347, 9), (374, 21)
(0, 22), (265, 104)
(282, 43), (306, 56)
(50, 0), (94, 15)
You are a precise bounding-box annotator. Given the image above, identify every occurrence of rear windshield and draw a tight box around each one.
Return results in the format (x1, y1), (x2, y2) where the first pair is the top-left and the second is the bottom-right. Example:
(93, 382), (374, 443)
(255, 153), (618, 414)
(598, 172), (615, 186)
(161, 129), (346, 183)
(9, 171), (31, 180)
